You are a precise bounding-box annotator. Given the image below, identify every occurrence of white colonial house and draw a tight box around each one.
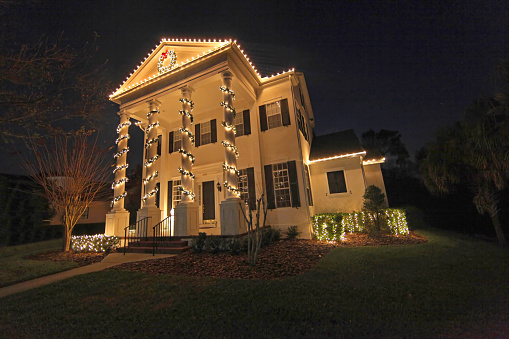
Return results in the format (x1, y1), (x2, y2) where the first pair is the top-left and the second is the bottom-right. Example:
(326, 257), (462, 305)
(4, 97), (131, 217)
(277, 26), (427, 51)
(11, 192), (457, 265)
(105, 38), (386, 240)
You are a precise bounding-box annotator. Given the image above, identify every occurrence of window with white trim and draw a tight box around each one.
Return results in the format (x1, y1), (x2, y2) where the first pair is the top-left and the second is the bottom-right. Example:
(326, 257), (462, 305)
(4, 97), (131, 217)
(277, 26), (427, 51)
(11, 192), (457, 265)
(266, 101), (282, 129)
(237, 169), (248, 202)
(273, 162), (291, 207)
(173, 130), (182, 151)
(200, 121), (211, 145)
(172, 179), (182, 208)
(234, 114), (244, 137)
(327, 170), (347, 194)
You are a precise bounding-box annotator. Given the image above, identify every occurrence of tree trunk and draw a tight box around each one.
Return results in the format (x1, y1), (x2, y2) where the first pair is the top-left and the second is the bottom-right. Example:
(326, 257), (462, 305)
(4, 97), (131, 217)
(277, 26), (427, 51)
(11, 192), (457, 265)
(490, 211), (507, 247)
(64, 222), (72, 251)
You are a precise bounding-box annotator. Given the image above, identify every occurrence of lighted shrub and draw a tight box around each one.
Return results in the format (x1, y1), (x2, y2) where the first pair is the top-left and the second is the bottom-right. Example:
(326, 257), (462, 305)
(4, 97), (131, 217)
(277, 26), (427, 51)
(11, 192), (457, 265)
(311, 213), (344, 242)
(70, 234), (120, 253)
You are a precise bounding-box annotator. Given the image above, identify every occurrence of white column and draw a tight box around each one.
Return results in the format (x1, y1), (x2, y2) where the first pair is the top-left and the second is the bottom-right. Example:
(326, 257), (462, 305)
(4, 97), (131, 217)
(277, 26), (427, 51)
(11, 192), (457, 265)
(220, 71), (241, 199)
(111, 110), (131, 210)
(178, 86), (195, 203)
(142, 99), (161, 207)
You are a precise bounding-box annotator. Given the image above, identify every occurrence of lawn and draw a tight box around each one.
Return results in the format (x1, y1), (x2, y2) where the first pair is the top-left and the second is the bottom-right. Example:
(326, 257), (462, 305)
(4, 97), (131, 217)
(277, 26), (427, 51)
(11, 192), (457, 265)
(0, 229), (507, 338)
(0, 239), (78, 288)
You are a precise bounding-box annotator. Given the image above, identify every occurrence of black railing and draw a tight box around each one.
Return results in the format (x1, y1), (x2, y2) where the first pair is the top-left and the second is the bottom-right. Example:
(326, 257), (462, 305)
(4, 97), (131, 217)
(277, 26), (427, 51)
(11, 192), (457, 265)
(152, 216), (173, 256)
(123, 217), (151, 255)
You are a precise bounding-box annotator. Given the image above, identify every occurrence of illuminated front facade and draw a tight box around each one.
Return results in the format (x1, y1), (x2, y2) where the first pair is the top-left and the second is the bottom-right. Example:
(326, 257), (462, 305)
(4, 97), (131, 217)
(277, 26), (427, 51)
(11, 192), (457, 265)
(105, 38), (386, 239)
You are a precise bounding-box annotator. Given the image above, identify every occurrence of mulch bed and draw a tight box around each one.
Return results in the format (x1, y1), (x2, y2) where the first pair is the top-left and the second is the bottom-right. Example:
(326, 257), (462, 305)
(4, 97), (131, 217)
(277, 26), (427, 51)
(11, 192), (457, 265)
(26, 232), (427, 280)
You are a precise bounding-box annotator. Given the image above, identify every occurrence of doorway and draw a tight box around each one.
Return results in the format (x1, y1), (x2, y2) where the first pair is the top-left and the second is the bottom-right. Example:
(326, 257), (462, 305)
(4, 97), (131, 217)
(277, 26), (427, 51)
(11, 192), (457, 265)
(202, 180), (215, 222)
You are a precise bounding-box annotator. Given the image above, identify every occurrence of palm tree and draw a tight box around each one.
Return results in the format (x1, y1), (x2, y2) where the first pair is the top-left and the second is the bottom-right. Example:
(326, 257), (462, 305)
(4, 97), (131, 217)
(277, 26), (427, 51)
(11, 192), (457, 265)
(420, 99), (508, 246)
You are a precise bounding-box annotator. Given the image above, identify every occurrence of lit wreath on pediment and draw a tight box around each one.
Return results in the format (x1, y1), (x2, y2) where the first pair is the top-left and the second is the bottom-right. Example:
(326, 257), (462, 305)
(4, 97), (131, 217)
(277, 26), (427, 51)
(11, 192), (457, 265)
(157, 49), (177, 74)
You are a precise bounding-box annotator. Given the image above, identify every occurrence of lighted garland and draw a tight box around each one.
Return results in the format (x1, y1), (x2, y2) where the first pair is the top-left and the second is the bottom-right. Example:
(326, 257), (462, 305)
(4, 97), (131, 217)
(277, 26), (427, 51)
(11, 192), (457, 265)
(178, 110), (194, 124)
(142, 187), (159, 202)
(144, 155), (159, 167)
(220, 101), (236, 117)
(157, 49), (177, 74)
(146, 122), (160, 134)
(221, 121), (236, 134)
(223, 163), (240, 176)
(111, 177), (129, 189)
(178, 148), (195, 163)
(115, 133), (130, 144)
(145, 136), (159, 149)
(179, 98), (195, 109)
(219, 86), (236, 99)
(224, 181), (241, 194)
(178, 166), (195, 179)
(116, 121), (132, 133)
(142, 171), (158, 185)
(147, 109), (159, 119)
(114, 147), (130, 159)
(113, 163), (129, 174)
(179, 127), (195, 144)
(177, 186), (195, 200)
(110, 191), (127, 207)
(221, 140), (239, 159)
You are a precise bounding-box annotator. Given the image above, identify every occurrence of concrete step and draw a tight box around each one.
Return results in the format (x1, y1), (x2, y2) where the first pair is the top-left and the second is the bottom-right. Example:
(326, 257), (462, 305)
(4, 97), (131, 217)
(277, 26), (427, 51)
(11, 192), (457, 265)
(128, 240), (188, 248)
(120, 246), (191, 255)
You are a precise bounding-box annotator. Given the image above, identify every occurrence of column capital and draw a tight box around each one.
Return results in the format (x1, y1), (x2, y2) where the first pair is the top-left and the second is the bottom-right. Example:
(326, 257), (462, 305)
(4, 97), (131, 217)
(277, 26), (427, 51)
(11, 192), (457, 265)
(179, 85), (194, 96)
(147, 99), (161, 108)
(117, 110), (131, 118)
(220, 70), (234, 80)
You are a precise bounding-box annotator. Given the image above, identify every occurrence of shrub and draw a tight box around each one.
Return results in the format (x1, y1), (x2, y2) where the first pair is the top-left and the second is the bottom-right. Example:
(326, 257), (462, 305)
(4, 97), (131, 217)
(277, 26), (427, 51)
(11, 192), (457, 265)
(362, 185), (388, 235)
(70, 234), (120, 252)
(204, 237), (221, 254)
(262, 227), (281, 247)
(285, 226), (301, 240)
(191, 232), (207, 253)
(229, 238), (242, 255)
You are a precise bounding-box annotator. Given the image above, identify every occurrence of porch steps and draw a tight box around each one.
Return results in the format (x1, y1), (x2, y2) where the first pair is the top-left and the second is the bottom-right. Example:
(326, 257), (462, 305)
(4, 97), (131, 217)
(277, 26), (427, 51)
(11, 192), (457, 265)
(122, 240), (191, 255)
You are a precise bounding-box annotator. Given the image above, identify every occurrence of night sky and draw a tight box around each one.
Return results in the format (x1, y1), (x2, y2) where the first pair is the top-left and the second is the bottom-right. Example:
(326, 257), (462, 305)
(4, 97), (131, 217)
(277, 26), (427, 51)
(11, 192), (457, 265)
(4, 0), (509, 170)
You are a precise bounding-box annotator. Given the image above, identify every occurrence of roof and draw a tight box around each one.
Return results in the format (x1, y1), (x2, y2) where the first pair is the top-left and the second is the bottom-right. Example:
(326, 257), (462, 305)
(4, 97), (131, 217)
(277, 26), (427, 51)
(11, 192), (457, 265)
(309, 129), (366, 162)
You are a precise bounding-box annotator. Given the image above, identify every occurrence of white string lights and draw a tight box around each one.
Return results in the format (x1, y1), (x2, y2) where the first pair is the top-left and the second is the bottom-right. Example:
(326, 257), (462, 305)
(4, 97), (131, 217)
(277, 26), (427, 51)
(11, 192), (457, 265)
(142, 107), (160, 202)
(220, 82), (240, 196)
(178, 95), (196, 201)
(111, 117), (131, 207)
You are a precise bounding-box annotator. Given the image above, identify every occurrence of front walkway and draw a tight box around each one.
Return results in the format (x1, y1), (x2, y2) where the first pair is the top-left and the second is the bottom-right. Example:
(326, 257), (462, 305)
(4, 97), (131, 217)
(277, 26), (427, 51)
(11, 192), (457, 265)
(0, 253), (175, 299)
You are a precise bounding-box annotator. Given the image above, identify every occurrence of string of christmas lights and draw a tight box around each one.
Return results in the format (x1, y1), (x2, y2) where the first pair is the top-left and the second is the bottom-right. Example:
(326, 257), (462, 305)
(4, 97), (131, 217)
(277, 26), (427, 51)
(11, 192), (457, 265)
(147, 109), (159, 118)
(115, 133), (130, 144)
(178, 96), (196, 201)
(145, 136), (159, 149)
(221, 121), (236, 134)
(178, 166), (195, 179)
(223, 181), (241, 194)
(116, 121), (131, 133)
(142, 187), (159, 202)
(177, 186), (196, 200)
(113, 163), (129, 174)
(142, 171), (158, 185)
(220, 101), (236, 117)
(146, 122), (160, 134)
(220, 84), (240, 196)
(111, 177), (129, 189)
(114, 147), (130, 159)
(111, 191), (127, 207)
(179, 127), (195, 144)
(178, 148), (195, 163)
(219, 86), (236, 99)
(144, 154), (159, 167)
(142, 106), (160, 204)
(222, 162), (240, 176)
(221, 140), (239, 159)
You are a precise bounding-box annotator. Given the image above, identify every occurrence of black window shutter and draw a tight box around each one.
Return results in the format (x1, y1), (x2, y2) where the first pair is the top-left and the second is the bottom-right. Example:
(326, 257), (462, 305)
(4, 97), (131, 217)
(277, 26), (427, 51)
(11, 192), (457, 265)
(195, 123), (201, 147)
(259, 105), (268, 131)
(168, 131), (174, 153)
(264, 164), (275, 209)
(281, 98), (291, 126)
(243, 109), (251, 135)
(157, 135), (162, 155)
(167, 181), (173, 211)
(247, 167), (256, 210)
(155, 182), (160, 208)
(210, 119), (217, 143)
(287, 160), (300, 207)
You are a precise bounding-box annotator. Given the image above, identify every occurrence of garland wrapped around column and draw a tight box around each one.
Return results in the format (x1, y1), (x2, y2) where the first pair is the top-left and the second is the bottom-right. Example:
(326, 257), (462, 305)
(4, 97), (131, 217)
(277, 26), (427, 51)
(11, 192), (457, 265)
(111, 113), (131, 207)
(142, 102), (160, 203)
(220, 75), (241, 197)
(178, 91), (196, 201)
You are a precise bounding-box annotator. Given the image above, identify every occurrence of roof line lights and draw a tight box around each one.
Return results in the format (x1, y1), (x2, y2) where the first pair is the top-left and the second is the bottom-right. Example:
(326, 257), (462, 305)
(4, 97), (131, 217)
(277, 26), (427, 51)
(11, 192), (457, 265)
(362, 157), (386, 165)
(109, 38), (297, 99)
(308, 151), (367, 164)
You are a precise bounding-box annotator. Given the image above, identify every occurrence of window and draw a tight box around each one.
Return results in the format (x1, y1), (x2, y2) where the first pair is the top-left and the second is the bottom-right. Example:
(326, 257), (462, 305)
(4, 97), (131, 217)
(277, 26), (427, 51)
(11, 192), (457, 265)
(200, 121), (211, 145)
(259, 99), (290, 131)
(172, 180), (182, 208)
(173, 130), (182, 151)
(234, 114), (244, 137)
(266, 101), (282, 129)
(237, 169), (248, 202)
(273, 163), (291, 208)
(327, 170), (347, 194)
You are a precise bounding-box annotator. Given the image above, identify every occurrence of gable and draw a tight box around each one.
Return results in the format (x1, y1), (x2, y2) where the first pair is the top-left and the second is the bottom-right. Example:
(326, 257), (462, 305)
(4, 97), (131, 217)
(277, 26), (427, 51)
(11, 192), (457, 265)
(110, 39), (231, 99)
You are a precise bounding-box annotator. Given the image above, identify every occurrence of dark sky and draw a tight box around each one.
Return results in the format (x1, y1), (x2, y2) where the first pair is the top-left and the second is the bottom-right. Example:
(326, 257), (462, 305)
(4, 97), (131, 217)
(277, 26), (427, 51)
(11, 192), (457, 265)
(6, 0), (509, 162)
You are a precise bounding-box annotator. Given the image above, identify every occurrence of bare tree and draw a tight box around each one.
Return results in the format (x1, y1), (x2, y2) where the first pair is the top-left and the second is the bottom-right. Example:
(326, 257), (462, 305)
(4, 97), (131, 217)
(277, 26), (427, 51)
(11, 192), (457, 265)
(240, 194), (268, 265)
(23, 132), (111, 251)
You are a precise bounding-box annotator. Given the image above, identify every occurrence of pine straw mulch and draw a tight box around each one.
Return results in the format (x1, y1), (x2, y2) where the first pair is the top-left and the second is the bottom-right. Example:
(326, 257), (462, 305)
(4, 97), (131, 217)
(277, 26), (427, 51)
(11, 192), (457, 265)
(24, 232), (427, 280)
(108, 232), (428, 280)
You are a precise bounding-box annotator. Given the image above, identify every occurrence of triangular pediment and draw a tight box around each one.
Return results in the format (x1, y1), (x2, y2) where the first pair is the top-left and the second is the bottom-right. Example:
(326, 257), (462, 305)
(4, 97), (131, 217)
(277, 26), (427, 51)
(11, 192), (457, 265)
(110, 39), (232, 99)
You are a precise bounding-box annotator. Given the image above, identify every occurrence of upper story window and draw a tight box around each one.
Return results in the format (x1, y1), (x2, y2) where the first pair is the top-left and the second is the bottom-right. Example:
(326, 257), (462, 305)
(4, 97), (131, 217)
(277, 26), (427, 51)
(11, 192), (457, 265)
(233, 109), (251, 137)
(259, 98), (290, 132)
(173, 130), (182, 151)
(327, 170), (347, 194)
(195, 119), (217, 147)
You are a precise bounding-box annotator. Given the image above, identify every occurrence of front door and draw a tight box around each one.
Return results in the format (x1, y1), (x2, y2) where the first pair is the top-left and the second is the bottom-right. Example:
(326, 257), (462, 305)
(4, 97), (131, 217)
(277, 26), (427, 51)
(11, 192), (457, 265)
(202, 181), (215, 222)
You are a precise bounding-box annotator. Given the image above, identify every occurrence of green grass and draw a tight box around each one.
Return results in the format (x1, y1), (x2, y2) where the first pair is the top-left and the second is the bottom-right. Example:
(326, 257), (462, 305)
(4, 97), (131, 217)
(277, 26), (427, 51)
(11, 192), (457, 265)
(0, 239), (77, 287)
(0, 229), (507, 337)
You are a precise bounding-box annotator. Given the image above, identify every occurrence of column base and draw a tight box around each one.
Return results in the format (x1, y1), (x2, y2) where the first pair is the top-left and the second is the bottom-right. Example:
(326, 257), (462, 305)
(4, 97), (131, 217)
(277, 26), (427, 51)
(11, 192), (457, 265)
(105, 210), (130, 237)
(174, 202), (199, 236)
(220, 197), (247, 235)
(136, 205), (162, 237)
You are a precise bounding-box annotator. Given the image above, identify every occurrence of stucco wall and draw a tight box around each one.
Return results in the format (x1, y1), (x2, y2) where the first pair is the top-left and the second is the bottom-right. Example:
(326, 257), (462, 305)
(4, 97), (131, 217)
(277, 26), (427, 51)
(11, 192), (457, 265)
(364, 163), (388, 206)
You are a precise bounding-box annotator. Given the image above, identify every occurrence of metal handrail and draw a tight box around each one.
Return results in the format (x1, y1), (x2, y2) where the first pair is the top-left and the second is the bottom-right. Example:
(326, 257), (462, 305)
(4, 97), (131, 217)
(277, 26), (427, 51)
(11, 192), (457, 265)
(123, 217), (151, 255)
(152, 216), (172, 256)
